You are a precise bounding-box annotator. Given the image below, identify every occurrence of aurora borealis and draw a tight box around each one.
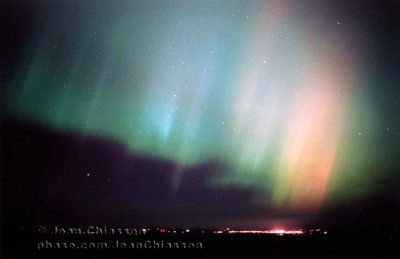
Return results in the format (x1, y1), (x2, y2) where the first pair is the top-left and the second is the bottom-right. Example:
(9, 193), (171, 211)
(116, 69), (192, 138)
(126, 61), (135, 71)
(2, 0), (400, 228)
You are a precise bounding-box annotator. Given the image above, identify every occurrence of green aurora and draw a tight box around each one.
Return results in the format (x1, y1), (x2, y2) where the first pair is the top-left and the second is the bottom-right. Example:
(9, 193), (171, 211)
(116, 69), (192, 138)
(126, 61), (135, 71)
(4, 0), (400, 212)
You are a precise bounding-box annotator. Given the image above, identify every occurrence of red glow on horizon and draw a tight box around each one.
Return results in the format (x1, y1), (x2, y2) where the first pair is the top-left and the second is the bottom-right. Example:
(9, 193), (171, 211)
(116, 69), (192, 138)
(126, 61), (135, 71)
(226, 229), (305, 235)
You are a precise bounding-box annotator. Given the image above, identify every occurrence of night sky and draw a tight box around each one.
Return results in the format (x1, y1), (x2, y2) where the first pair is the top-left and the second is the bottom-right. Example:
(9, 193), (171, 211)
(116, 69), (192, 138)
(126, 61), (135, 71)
(2, 0), (400, 229)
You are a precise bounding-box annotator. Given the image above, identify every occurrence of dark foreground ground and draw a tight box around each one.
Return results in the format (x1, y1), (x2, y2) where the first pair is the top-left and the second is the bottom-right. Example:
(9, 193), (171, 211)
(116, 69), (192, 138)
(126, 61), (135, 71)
(2, 117), (400, 258)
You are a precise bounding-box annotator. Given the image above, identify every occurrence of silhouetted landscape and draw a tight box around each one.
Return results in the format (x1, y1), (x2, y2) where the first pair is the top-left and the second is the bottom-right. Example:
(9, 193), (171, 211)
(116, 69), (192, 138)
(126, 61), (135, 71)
(2, 117), (400, 258)
(2, 0), (400, 258)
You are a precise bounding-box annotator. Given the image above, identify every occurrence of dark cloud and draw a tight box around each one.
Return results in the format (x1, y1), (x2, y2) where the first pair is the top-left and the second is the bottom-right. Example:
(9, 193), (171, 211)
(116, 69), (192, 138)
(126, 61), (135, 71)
(1, 117), (259, 227)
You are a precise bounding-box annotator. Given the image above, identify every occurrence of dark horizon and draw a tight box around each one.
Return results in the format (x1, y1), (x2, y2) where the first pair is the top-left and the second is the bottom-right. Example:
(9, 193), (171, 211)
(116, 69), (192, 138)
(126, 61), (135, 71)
(2, 116), (400, 231)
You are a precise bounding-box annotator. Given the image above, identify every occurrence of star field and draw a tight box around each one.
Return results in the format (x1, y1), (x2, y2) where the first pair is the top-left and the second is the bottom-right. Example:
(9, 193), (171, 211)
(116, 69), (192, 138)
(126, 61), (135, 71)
(4, 0), (400, 213)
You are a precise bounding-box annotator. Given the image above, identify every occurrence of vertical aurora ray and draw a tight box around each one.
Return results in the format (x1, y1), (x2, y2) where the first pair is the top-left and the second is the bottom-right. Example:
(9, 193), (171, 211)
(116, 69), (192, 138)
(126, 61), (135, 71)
(221, 1), (361, 210)
(4, 0), (373, 214)
(272, 43), (357, 210)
